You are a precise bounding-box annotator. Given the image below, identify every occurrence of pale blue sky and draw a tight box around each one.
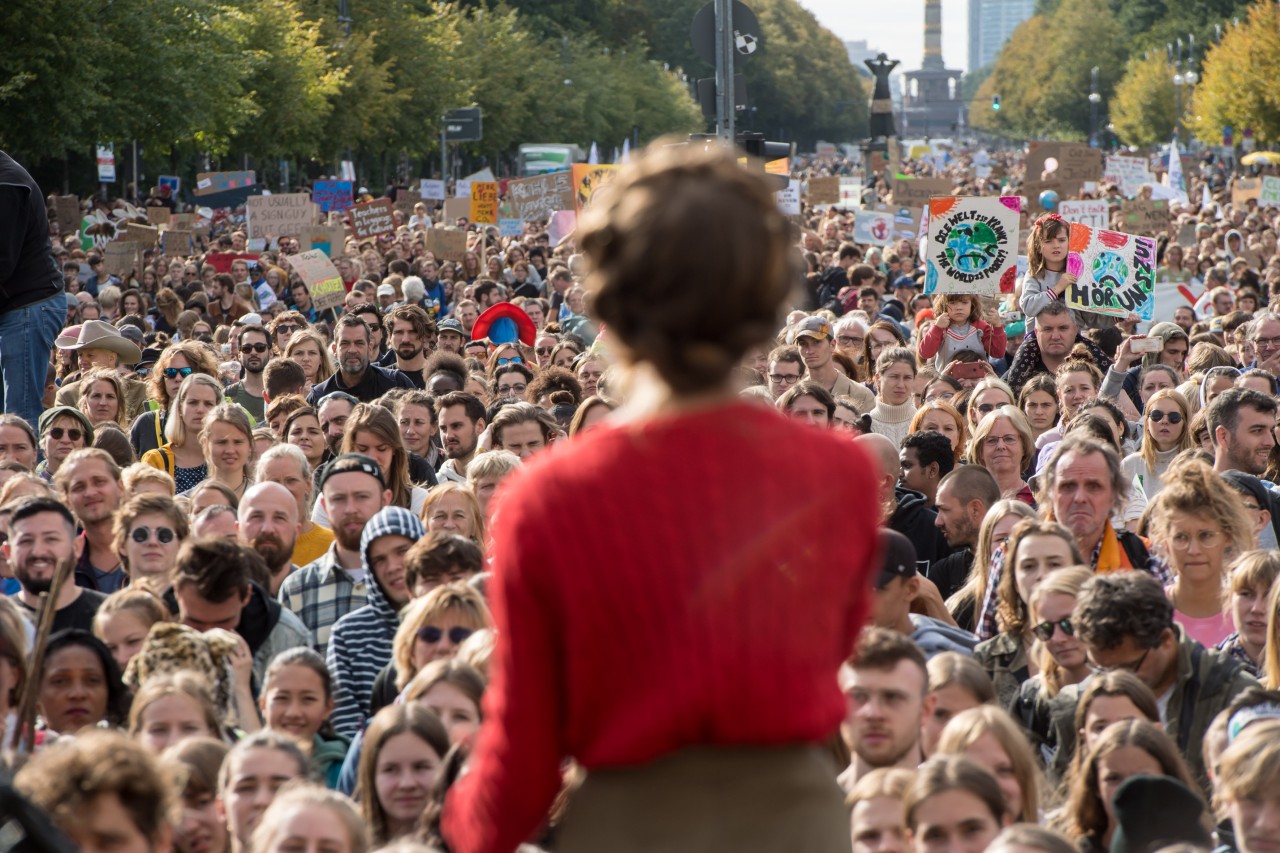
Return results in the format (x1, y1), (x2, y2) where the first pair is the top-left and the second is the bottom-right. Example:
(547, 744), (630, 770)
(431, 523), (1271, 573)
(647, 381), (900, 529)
(795, 0), (971, 71)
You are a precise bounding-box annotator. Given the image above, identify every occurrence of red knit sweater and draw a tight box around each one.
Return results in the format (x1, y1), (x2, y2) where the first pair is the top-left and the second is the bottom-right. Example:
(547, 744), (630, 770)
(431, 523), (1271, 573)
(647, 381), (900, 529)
(442, 402), (881, 853)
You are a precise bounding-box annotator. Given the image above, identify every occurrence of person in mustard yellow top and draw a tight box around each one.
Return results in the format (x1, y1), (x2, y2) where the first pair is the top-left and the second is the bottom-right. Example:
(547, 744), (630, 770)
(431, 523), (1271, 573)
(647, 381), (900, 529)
(139, 372), (221, 493)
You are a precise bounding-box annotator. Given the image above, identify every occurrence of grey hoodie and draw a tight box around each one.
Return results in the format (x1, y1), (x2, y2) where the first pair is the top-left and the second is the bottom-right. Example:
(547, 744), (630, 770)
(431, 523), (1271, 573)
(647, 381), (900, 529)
(910, 613), (978, 659)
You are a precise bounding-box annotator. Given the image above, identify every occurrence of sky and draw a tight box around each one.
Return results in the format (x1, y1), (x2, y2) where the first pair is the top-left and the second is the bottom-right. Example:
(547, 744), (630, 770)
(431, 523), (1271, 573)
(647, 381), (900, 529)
(794, 0), (971, 72)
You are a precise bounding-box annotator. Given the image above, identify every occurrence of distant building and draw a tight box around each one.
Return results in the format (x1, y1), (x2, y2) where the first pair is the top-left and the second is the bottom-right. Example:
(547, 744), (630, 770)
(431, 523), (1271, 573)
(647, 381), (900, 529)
(902, 0), (963, 137)
(967, 0), (1034, 72)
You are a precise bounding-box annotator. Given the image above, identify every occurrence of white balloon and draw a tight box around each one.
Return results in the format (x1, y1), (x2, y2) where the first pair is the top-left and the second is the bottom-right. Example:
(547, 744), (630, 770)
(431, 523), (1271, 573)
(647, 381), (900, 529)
(1044, 157), (1060, 173)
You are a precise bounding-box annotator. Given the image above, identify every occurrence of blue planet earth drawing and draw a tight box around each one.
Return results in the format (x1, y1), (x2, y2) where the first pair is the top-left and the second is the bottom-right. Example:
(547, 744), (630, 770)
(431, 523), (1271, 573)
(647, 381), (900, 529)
(1092, 251), (1129, 289)
(944, 221), (1000, 274)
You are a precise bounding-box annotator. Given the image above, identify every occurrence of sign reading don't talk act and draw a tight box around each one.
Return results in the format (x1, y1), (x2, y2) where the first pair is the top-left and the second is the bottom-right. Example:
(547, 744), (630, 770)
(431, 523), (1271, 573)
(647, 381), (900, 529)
(246, 193), (313, 241)
(286, 249), (346, 312)
(1065, 224), (1156, 320)
(924, 196), (1021, 296)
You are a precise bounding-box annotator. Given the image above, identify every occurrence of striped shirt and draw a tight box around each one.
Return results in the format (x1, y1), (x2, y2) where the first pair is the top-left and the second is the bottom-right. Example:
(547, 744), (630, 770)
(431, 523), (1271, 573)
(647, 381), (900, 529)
(326, 575), (399, 737)
(278, 544), (368, 655)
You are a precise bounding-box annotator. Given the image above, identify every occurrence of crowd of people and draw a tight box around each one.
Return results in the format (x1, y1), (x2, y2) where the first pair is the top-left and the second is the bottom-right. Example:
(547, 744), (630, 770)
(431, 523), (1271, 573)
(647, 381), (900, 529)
(1, 133), (1280, 853)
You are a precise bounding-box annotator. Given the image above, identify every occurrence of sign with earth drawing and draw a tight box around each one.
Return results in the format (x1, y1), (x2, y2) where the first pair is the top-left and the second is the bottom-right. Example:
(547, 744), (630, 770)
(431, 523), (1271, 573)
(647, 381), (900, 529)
(924, 196), (1021, 296)
(1064, 223), (1156, 321)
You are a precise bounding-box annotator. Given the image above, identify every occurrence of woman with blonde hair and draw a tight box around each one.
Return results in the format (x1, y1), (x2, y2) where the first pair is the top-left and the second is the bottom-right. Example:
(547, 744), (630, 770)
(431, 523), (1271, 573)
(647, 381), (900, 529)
(846, 768), (913, 853)
(936, 704), (1042, 824)
(1223, 550), (1280, 679)
(133, 340), (221, 457)
(421, 482), (486, 546)
(1026, 566), (1092, 698)
(1122, 388), (1193, 499)
(967, 376), (1017, 432)
(141, 372), (221, 492)
(921, 652), (995, 759)
(283, 329), (335, 390)
(128, 671), (226, 752)
(969, 406), (1036, 503)
(193, 403), (256, 500)
(904, 755), (1010, 852)
(121, 462), (175, 498)
(946, 500), (1035, 633)
(78, 368), (131, 430)
(93, 585), (172, 672)
(249, 784), (369, 853)
(1215, 719), (1280, 853)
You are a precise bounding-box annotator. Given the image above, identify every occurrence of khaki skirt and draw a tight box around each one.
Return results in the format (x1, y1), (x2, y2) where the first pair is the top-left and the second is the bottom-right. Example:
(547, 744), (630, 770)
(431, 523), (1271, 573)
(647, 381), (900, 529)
(556, 745), (852, 853)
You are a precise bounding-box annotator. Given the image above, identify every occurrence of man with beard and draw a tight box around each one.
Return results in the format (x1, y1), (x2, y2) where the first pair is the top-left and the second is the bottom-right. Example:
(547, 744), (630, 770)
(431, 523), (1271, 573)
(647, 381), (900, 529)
(56, 448), (126, 593)
(317, 391), (357, 456)
(1003, 301), (1110, 396)
(437, 318), (467, 354)
(837, 628), (932, 791)
(279, 453), (390, 654)
(1209, 388), (1279, 479)
(5, 495), (105, 632)
(225, 325), (270, 423)
(384, 304), (435, 389)
(928, 466), (1000, 606)
(434, 392), (487, 484)
(306, 315), (414, 405)
(238, 482), (301, 596)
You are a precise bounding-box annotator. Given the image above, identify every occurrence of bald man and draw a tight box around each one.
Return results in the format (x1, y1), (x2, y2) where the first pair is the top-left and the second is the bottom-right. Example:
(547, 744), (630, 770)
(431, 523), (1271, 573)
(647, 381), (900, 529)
(855, 432), (952, 575)
(238, 481), (302, 595)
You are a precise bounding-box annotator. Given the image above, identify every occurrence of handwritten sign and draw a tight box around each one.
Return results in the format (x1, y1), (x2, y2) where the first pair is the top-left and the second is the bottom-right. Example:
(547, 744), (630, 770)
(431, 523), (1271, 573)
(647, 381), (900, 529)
(124, 223), (159, 248)
(1104, 155), (1151, 198)
(298, 225), (347, 257)
(1259, 176), (1280, 208)
(194, 171), (255, 197)
(286, 250), (346, 312)
(1058, 199), (1109, 231)
(876, 205), (923, 241)
(419, 179), (446, 201)
(854, 210), (895, 247)
(894, 177), (952, 207)
(808, 176), (840, 205)
(839, 178), (864, 208)
(507, 172), (575, 221)
(425, 229), (468, 263)
(145, 207), (170, 228)
(394, 190), (423, 221)
(348, 199), (395, 240)
(245, 193), (313, 240)
(1065, 224), (1156, 320)
(924, 196), (1021, 296)
(469, 181), (499, 225)
(313, 181), (353, 214)
(161, 230), (193, 257)
(1117, 199), (1170, 237)
(571, 164), (619, 213)
(775, 180), (801, 215)
(1028, 143), (1103, 185)
(103, 242), (142, 278)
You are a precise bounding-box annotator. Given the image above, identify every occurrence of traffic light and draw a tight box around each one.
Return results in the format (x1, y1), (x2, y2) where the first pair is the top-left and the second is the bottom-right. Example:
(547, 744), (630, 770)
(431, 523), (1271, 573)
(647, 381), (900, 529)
(738, 132), (792, 190)
(992, 95), (1001, 111)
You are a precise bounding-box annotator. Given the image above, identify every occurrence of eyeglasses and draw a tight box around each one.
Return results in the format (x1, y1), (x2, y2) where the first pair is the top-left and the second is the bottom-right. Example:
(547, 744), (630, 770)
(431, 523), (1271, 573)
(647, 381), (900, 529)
(1090, 647), (1150, 674)
(46, 427), (83, 442)
(1147, 410), (1183, 424)
(136, 367), (151, 378)
(495, 356), (523, 366)
(1032, 617), (1074, 643)
(837, 336), (864, 348)
(416, 625), (473, 645)
(274, 324), (299, 335)
(1170, 529), (1223, 551)
(983, 434), (1021, 447)
(535, 347), (554, 356)
(241, 343), (270, 354)
(497, 383), (527, 396)
(769, 373), (802, 385)
(164, 366), (194, 379)
(131, 526), (176, 544)
(1253, 335), (1280, 350)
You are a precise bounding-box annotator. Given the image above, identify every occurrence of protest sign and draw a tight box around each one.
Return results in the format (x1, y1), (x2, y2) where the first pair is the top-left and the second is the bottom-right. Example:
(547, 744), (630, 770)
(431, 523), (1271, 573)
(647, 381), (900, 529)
(170, 213), (195, 230)
(161, 230), (193, 256)
(572, 164), (619, 212)
(145, 207), (170, 227)
(1104, 155), (1151, 197)
(1151, 269), (1198, 325)
(194, 171), (254, 197)
(420, 179), (446, 201)
(442, 198), (471, 222)
(394, 190), (423, 221)
(246, 193), (313, 241)
(52, 196), (80, 236)
(839, 178), (863, 208)
(313, 181), (353, 214)
(854, 210), (895, 247)
(875, 205), (922, 241)
(1028, 143), (1102, 185)
(499, 219), (523, 238)
(298, 225), (347, 257)
(1259, 176), (1280, 208)
(923, 196), (1021, 296)
(808, 177), (840, 205)
(547, 210), (576, 247)
(425, 228), (468, 262)
(348, 199), (395, 239)
(158, 175), (180, 195)
(1232, 178), (1262, 206)
(125, 223), (159, 248)
(286, 250), (345, 312)
(469, 181), (499, 224)
(1117, 199), (1170, 237)
(455, 181), (472, 198)
(507, 172), (575, 221)
(1065, 224), (1156, 320)
(103, 242), (141, 278)
(776, 180), (801, 215)
(1058, 199), (1109, 231)
(893, 177), (951, 207)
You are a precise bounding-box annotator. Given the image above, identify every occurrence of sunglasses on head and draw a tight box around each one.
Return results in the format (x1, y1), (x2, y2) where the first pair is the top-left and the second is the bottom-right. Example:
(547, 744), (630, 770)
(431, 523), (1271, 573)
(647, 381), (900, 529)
(47, 427), (83, 442)
(1148, 410), (1183, 424)
(164, 366), (194, 379)
(241, 343), (270, 354)
(1032, 617), (1074, 643)
(131, 526), (176, 544)
(417, 625), (474, 645)
(496, 356), (523, 366)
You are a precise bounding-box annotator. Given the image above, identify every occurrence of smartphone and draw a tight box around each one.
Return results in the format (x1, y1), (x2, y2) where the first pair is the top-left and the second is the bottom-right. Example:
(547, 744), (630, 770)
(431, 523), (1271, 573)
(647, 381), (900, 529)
(1000, 310), (1024, 324)
(944, 362), (990, 382)
(1131, 337), (1163, 353)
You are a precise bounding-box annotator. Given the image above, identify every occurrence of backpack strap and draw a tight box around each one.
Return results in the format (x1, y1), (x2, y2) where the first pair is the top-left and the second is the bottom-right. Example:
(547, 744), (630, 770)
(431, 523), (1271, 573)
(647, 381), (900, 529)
(1116, 530), (1152, 571)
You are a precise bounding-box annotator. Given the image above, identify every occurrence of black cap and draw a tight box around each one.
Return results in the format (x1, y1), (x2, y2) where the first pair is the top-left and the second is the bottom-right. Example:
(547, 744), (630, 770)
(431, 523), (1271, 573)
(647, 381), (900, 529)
(877, 528), (917, 589)
(317, 453), (387, 493)
(1108, 774), (1211, 853)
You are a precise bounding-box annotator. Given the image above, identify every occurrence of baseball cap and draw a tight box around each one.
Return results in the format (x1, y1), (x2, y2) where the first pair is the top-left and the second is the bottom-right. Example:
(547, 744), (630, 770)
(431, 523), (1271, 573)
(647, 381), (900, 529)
(787, 316), (833, 344)
(438, 318), (465, 337)
(892, 275), (917, 291)
(376, 283), (395, 297)
(236, 312), (264, 327)
(317, 452), (387, 493)
(876, 529), (918, 589)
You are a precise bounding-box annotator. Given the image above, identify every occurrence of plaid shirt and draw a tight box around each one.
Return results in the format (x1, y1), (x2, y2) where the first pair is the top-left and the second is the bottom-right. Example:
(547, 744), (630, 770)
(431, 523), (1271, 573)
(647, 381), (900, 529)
(278, 543), (368, 655)
(975, 526), (1174, 641)
(1217, 632), (1262, 679)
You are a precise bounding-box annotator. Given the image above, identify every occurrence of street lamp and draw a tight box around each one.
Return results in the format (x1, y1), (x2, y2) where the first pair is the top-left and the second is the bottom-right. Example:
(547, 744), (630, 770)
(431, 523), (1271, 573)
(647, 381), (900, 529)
(1169, 36), (1198, 140)
(1088, 66), (1101, 148)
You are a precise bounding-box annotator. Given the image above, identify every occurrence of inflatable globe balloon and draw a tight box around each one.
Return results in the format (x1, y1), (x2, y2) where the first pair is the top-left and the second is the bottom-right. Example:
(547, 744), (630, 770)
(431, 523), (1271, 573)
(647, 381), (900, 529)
(1038, 189), (1060, 212)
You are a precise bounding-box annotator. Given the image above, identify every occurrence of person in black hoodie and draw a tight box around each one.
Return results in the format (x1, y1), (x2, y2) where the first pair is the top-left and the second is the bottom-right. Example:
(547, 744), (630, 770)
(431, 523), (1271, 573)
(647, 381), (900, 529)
(0, 150), (67, 430)
(166, 537), (309, 685)
(857, 433), (952, 574)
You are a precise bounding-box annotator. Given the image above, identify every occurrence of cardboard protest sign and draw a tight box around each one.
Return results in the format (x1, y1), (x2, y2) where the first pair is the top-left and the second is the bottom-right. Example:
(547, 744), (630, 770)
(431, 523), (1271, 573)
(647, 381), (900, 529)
(194, 171), (254, 197)
(103, 242), (142, 278)
(125, 223), (159, 248)
(348, 199), (395, 240)
(1028, 143), (1102, 185)
(808, 176), (840, 205)
(507, 172), (575, 221)
(776, 180), (801, 215)
(52, 196), (80, 236)
(1117, 199), (1170, 237)
(170, 212), (195, 230)
(469, 182), (499, 225)
(298, 225), (347, 257)
(854, 210), (895, 246)
(571, 164), (619, 213)
(893, 177), (951, 207)
(394, 190), (423, 221)
(1232, 178), (1261, 206)
(923, 197), (1021, 296)
(313, 181), (353, 214)
(1259, 176), (1280, 208)
(838, 178), (864, 209)
(420, 179), (446, 201)
(425, 229), (468, 262)
(1058, 199), (1109, 231)
(246, 193), (312, 241)
(161, 230), (193, 257)
(1065, 224), (1156, 320)
(286, 250), (346, 312)
(442, 198), (471, 222)
(145, 207), (170, 227)
(875, 205), (922, 241)
(1104, 155), (1151, 197)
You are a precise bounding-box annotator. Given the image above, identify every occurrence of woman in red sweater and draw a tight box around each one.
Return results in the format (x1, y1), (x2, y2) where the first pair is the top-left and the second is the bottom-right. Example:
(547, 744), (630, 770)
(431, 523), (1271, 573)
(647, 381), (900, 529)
(442, 142), (883, 853)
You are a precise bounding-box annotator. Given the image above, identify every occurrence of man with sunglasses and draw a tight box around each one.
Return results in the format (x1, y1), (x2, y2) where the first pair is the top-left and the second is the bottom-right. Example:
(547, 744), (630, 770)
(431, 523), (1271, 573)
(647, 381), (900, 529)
(56, 448), (125, 593)
(1072, 571), (1255, 787)
(225, 324), (271, 423)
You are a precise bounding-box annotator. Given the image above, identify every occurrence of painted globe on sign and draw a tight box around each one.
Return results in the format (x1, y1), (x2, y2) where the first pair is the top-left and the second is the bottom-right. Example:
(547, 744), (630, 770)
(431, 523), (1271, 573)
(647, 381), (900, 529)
(1092, 251), (1130, 289)
(1037, 190), (1060, 211)
(943, 222), (1001, 275)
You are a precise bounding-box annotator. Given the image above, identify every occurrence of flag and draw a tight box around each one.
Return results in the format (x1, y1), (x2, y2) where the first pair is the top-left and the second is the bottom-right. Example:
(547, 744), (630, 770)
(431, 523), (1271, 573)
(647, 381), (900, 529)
(1201, 181), (1211, 209)
(1164, 137), (1188, 204)
(610, 146), (619, 164)
(588, 142), (600, 165)
(621, 139), (631, 163)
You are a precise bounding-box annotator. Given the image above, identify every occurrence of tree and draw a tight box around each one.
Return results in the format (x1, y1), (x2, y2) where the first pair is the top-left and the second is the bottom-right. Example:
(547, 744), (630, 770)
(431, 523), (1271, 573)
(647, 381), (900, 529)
(1110, 52), (1178, 148)
(1191, 2), (1280, 145)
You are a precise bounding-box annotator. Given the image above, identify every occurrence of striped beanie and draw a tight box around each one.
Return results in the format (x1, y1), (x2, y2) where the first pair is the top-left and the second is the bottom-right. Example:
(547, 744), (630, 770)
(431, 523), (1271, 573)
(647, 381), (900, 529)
(360, 506), (427, 571)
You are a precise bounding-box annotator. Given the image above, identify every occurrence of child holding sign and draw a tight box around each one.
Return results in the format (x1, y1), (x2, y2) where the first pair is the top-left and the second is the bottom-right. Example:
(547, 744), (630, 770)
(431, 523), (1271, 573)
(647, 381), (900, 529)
(1019, 214), (1137, 332)
(919, 293), (1007, 371)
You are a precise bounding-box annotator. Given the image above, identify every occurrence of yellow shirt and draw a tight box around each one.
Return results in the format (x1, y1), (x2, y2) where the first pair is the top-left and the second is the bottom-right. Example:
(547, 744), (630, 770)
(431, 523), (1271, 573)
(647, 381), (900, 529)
(292, 524), (335, 568)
